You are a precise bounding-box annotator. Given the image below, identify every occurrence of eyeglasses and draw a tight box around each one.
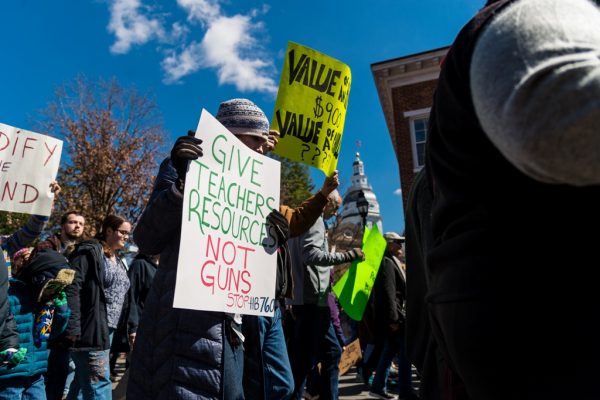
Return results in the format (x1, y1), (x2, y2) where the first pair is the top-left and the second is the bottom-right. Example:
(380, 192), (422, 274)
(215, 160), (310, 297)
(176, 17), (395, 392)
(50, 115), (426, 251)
(117, 230), (130, 237)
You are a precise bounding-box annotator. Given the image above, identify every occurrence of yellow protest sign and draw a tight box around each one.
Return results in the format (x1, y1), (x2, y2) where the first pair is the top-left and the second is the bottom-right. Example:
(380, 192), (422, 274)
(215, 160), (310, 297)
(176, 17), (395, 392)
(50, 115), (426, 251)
(271, 42), (351, 177)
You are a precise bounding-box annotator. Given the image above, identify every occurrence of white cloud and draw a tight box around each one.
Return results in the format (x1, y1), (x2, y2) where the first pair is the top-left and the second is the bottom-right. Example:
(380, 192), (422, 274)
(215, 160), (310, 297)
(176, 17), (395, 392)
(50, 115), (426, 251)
(393, 188), (402, 196)
(167, 22), (190, 44)
(190, 15), (277, 93)
(161, 42), (203, 83)
(108, 0), (165, 54)
(106, 0), (277, 93)
(177, 0), (221, 24)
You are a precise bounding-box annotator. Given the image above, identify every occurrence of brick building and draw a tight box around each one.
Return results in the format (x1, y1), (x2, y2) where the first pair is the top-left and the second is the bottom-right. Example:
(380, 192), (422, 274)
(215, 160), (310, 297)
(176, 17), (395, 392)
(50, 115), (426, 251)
(371, 47), (448, 211)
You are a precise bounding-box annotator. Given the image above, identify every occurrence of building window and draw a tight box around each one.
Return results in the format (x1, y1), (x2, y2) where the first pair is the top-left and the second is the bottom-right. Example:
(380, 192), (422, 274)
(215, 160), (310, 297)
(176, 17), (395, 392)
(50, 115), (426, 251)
(404, 107), (431, 170)
(410, 116), (429, 169)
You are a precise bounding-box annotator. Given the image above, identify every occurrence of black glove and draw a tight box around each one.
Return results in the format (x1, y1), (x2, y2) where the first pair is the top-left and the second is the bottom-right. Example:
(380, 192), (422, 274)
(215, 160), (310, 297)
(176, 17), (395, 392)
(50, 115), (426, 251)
(170, 130), (203, 185)
(267, 209), (289, 245)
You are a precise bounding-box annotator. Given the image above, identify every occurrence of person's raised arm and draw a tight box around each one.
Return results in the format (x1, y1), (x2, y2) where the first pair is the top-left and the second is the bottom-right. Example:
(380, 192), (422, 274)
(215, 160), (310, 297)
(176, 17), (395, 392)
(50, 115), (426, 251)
(134, 133), (203, 255)
(3, 181), (60, 257)
(280, 171), (340, 238)
(301, 220), (363, 267)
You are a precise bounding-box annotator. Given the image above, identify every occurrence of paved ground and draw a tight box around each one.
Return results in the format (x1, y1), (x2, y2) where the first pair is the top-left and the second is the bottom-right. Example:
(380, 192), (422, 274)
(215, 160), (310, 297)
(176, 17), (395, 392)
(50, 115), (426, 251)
(338, 366), (378, 399)
(339, 365), (419, 399)
(111, 355), (405, 399)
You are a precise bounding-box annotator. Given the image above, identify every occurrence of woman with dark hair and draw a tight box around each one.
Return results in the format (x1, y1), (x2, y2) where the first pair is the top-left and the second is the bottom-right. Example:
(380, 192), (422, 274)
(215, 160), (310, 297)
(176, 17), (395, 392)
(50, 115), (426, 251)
(64, 215), (131, 400)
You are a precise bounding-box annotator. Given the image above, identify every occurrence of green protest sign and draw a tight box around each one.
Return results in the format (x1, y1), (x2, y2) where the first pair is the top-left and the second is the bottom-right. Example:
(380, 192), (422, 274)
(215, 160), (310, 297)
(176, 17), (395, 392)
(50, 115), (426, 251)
(271, 41), (351, 177)
(333, 224), (387, 321)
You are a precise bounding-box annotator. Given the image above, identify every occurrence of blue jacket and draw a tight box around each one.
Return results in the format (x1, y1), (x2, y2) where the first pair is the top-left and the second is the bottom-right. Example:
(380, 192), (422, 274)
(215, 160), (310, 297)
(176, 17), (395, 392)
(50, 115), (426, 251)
(127, 158), (224, 400)
(0, 279), (70, 379)
(0, 256), (17, 353)
(0, 214), (48, 352)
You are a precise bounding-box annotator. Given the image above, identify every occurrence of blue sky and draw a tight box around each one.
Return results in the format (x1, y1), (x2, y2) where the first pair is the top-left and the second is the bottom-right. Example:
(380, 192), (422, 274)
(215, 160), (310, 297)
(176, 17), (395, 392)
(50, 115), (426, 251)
(1, 0), (482, 234)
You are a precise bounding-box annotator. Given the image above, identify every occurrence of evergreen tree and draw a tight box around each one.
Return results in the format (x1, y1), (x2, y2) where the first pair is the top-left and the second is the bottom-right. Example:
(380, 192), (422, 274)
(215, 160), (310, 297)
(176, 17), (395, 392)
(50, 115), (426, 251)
(269, 154), (314, 208)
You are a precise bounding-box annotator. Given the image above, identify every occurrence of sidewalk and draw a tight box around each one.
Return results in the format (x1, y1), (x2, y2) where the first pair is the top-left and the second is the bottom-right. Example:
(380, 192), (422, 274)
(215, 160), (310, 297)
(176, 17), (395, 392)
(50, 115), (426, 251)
(111, 356), (407, 399)
(338, 366), (376, 399)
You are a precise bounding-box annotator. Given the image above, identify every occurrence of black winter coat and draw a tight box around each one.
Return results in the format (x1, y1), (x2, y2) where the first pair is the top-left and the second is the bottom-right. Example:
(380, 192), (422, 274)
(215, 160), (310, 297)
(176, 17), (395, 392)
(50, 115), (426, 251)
(361, 251), (406, 345)
(65, 240), (110, 351)
(127, 254), (157, 335)
(127, 158), (224, 400)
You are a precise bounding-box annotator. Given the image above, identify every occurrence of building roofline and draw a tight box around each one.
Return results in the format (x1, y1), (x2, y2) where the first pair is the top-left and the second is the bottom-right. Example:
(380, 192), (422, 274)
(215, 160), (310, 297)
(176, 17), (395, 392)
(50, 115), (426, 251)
(371, 45), (450, 69)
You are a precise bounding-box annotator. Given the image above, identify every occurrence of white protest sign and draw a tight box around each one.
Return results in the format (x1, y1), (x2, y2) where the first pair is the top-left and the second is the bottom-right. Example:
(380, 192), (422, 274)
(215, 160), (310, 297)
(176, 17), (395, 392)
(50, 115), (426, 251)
(174, 109), (281, 316)
(0, 123), (62, 216)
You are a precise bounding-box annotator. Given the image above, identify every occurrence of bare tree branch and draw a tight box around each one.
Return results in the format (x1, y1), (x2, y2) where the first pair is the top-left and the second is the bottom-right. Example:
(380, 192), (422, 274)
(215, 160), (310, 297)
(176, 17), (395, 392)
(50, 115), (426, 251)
(37, 76), (167, 234)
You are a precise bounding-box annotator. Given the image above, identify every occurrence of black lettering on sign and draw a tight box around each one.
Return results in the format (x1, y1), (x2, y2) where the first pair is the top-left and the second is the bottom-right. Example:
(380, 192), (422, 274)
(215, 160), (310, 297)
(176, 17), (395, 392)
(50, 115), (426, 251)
(287, 49), (342, 97)
(313, 96), (324, 119)
(0, 161), (11, 172)
(300, 144), (310, 161)
(275, 110), (323, 144)
(322, 137), (331, 152)
(338, 75), (350, 109)
(332, 132), (342, 159)
(311, 147), (321, 162)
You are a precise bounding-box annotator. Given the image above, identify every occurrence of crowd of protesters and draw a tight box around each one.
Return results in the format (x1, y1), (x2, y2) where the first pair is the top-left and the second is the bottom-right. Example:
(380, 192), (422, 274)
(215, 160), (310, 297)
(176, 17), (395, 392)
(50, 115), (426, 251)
(0, 186), (138, 400)
(0, 98), (403, 400)
(2, 1), (600, 399)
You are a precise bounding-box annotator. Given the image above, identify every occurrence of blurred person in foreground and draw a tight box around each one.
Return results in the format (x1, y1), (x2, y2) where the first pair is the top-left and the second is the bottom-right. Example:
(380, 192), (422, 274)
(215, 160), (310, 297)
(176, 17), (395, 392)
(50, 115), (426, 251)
(425, 0), (600, 398)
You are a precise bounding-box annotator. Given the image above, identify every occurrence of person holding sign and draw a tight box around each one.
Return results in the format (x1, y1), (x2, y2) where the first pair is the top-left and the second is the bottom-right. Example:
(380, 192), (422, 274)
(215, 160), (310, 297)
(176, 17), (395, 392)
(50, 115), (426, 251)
(287, 190), (364, 400)
(215, 99), (339, 400)
(127, 98), (338, 400)
(363, 233), (415, 400)
(0, 182), (61, 371)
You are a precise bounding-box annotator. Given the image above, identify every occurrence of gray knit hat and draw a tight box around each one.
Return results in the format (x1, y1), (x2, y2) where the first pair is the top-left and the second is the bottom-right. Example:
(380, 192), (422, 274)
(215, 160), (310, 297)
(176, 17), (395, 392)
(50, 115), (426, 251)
(215, 98), (270, 140)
